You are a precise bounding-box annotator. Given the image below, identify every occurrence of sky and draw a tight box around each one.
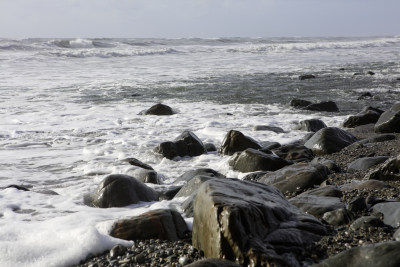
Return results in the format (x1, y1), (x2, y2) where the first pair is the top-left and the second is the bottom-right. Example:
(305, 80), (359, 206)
(0, 0), (399, 38)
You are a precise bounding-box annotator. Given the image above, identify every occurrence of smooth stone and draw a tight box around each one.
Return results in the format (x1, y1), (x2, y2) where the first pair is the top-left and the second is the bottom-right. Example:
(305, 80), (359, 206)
(229, 148), (291, 173)
(272, 144), (314, 162)
(253, 125), (286, 133)
(304, 101), (339, 112)
(367, 155), (400, 181)
(341, 180), (390, 191)
(394, 228), (400, 241)
(304, 127), (357, 155)
(109, 244), (126, 259)
(343, 106), (383, 128)
(375, 103), (400, 133)
(110, 209), (189, 241)
(131, 169), (162, 184)
(174, 168), (225, 184)
(349, 216), (384, 231)
(259, 163), (329, 194)
(219, 130), (261, 156)
(311, 157), (341, 172)
(141, 103), (174, 115)
(290, 98), (313, 108)
(204, 143), (217, 152)
(311, 241), (400, 267)
(297, 119), (327, 132)
(92, 174), (158, 208)
(123, 157), (154, 170)
(348, 156), (389, 171)
(322, 208), (355, 226)
(372, 202), (400, 228)
(192, 179), (327, 267)
(186, 259), (241, 267)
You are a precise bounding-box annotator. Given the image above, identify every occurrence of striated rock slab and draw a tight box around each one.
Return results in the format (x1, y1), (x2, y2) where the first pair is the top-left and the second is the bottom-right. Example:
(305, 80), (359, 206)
(192, 179), (327, 267)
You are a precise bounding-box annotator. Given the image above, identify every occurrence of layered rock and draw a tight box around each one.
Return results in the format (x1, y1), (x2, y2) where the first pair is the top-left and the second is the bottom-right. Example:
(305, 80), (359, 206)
(192, 179), (327, 267)
(219, 130), (261, 156)
(304, 127), (357, 154)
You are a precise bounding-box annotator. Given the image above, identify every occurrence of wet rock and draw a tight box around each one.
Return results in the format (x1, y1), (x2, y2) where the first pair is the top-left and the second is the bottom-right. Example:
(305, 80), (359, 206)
(242, 171), (269, 182)
(123, 157), (154, 170)
(174, 168), (225, 184)
(343, 106), (383, 128)
(253, 125), (286, 133)
(186, 259), (241, 267)
(304, 101), (339, 112)
(5, 185), (30, 191)
(347, 196), (367, 212)
(155, 185), (182, 200)
(192, 179), (327, 267)
(140, 103), (174, 115)
(311, 241), (400, 267)
(348, 156), (389, 171)
(260, 141), (281, 150)
(322, 208), (355, 226)
(375, 103), (400, 133)
(154, 130), (206, 160)
(297, 119), (327, 132)
(175, 175), (219, 198)
(367, 155), (400, 181)
(110, 209), (189, 241)
(372, 202), (400, 228)
(290, 98), (313, 108)
(204, 143), (217, 152)
(92, 174), (158, 208)
(259, 163), (329, 194)
(304, 127), (357, 155)
(299, 74), (316, 80)
(358, 134), (396, 145)
(229, 148), (291, 173)
(311, 157), (341, 172)
(367, 71), (376, 75)
(272, 143), (314, 162)
(219, 130), (261, 156)
(132, 169), (162, 184)
(349, 216), (384, 231)
(357, 92), (373, 99)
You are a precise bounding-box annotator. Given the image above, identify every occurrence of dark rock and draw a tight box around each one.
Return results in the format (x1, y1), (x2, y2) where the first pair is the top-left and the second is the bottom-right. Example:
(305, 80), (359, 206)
(141, 103), (174, 115)
(174, 168), (225, 184)
(154, 130), (205, 160)
(124, 157), (154, 170)
(219, 130), (261, 156)
(258, 163), (329, 194)
(289, 186), (345, 217)
(297, 119), (327, 132)
(304, 127), (357, 155)
(260, 141), (281, 150)
(343, 106), (384, 128)
(299, 74), (316, 80)
(109, 244), (126, 259)
(242, 171), (269, 181)
(356, 134), (396, 145)
(253, 125), (286, 133)
(204, 143), (217, 152)
(311, 241), (400, 267)
(110, 209), (189, 241)
(155, 185), (182, 200)
(304, 101), (339, 112)
(375, 103), (400, 133)
(341, 180), (390, 191)
(322, 208), (355, 226)
(357, 92), (373, 99)
(186, 259), (241, 267)
(347, 197), (367, 212)
(290, 98), (313, 108)
(5, 185), (30, 191)
(372, 202), (400, 228)
(311, 157), (341, 172)
(132, 169), (162, 184)
(272, 144), (314, 162)
(367, 71), (376, 75)
(174, 175), (219, 198)
(367, 155), (400, 181)
(92, 174), (158, 208)
(349, 216), (384, 231)
(229, 148), (291, 173)
(348, 156), (389, 171)
(192, 179), (327, 267)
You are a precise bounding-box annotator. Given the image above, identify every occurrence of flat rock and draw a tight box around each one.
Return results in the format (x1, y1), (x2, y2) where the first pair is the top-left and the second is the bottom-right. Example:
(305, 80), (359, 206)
(229, 148), (291, 173)
(92, 174), (159, 208)
(219, 130), (261, 156)
(304, 127), (357, 154)
(192, 179), (327, 267)
(299, 74), (316, 80)
(259, 163), (329, 194)
(347, 156), (389, 171)
(110, 209), (189, 241)
(297, 119), (327, 132)
(349, 215), (384, 231)
(367, 155), (400, 181)
(311, 241), (400, 267)
(140, 103), (174, 115)
(372, 202), (400, 228)
(375, 103), (400, 133)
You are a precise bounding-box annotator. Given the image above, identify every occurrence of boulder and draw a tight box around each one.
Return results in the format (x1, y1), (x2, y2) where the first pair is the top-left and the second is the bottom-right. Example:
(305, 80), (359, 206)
(272, 144), (314, 162)
(297, 119), (327, 132)
(242, 171), (269, 182)
(367, 156), (400, 181)
(192, 179), (327, 267)
(131, 169), (162, 184)
(375, 103), (400, 133)
(347, 156), (389, 171)
(141, 103), (174, 115)
(372, 202), (400, 228)
(253, 125), (286, 133)
(154, 130), (205, 160)
(219, 130), (261, 156)
(299, 74), (316, 80)
(92, 174), (158, 208)
(186, 259), (241, 267)
(259, 163), (329, 194)
(311, 241), (400, 267)
(304, 101), (339, 112)
(322, 208), (355, 226)
(343, 106), (383, 128)
(174, 168), (225, 184)
(311, 157), (341, 172)
(204, 143), (217, 152)
(290, 98), (313, 108)
(229, 148), (291, 173)
(341, 180), (390, 191)
(110, 209), (189, 241)
(304, 127), (357, 154)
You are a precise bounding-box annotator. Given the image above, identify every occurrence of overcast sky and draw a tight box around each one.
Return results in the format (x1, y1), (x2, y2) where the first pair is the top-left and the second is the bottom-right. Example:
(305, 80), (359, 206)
(1, 0), (399, 38)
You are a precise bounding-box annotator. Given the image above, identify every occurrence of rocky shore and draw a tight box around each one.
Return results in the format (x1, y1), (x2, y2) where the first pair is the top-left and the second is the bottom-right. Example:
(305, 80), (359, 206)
(76, 101), (400, 267)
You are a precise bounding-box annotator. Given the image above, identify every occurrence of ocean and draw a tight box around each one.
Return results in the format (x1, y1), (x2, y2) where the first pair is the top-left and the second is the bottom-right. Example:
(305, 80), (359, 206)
(1, 36), (400, 266)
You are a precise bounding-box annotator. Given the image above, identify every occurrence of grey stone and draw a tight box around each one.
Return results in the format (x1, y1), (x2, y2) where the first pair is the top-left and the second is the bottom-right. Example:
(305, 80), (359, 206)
(372, 202), (400, 228)
(204, 143), (217, 152)
(299, 74), (316, 80)
(219, 130), (261, 156)
(375, 103), (400, 133)
(272, 144), (314, 162)
(343, 106), (383, 128)
(192, 179), (327, 267)
(349, 216), (384, 231)
(304, 101), (339, 112)
(311, 157), (341, 172)
(367, 155), (400, 181)
(141, 103), (174, 115)
(155, 185), (182, 200)
(347, 197), (367, 212)
(123, 157), (154, 170)
(322, 208), (355, 226)
(242, 171), (269, 182)
(132, 169), (162, 184)
(174, 175), (218, 198)
(341, 180), (390, 191)
(297, 119), (327, 132)
(348, 156), (389, 171)
(253, 125), (286, 133)
(174, 168), (225, 184)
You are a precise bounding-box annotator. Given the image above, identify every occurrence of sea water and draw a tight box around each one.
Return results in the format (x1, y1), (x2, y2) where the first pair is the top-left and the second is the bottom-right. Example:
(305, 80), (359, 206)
(1, 36), (400, 266)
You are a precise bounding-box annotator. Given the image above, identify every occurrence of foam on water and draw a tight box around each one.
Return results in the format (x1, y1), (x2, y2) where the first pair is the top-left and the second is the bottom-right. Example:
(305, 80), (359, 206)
(1, 36), (399, 266)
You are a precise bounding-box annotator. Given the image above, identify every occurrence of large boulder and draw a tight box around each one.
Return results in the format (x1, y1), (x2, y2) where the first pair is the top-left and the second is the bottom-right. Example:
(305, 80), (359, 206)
(140, 103), (174, 115)
(297, 119), (327, 132)
(219, 130), (261, 156)
(367, 156), (400, 181)
(304, 127), (357, 154)
(375, 103), (400, 133)
(372, 202), (400, 228)
(343, 106), (383, 128)
(110, 209), (189, 241)
(174, 168), (225, 184)
(228, 148), (291, 173)
(259, 163), (329, 194)
(304, 101), (339, 112)
(272, 144), (314, 162)
(192, 179), (327, 267)
(154, 130), (205, 160)
(92, 174), (159, 208)
(311, 241), (400, 267)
